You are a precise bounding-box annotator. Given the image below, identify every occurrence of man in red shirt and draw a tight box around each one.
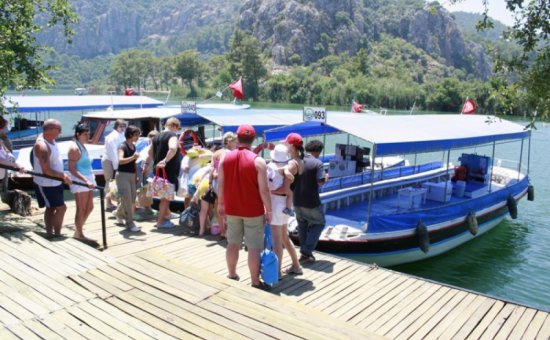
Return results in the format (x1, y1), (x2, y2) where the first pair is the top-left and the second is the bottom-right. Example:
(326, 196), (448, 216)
(218, 125), (272, 289)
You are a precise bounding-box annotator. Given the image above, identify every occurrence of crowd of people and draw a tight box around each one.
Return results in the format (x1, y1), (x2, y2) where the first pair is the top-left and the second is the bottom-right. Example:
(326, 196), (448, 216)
(25, 118), (328, 289)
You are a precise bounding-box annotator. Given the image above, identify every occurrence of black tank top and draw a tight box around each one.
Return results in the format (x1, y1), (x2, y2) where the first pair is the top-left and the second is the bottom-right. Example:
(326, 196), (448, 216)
(118, 141), (136, 173)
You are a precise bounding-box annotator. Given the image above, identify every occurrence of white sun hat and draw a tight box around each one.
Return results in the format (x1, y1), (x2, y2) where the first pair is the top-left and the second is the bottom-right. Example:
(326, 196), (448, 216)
(270, 143), (289, 163)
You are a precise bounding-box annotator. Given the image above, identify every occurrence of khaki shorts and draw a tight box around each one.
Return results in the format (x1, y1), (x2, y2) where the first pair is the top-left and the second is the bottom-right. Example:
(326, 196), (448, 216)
(102, 158), (115, 183)
(226, 215), (265, 250)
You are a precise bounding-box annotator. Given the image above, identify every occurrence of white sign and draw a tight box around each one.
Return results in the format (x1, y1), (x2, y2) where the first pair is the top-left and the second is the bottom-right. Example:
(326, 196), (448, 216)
(181, 101), (197, 114)
(303, 106), (327, 123)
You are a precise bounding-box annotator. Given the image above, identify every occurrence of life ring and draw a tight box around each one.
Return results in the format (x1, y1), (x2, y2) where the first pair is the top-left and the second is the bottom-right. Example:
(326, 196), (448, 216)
(253, 142), (275, 154)
(416, 220), (429, 254)
(466, 211), (478, 236)
(179, 129), (200, 155)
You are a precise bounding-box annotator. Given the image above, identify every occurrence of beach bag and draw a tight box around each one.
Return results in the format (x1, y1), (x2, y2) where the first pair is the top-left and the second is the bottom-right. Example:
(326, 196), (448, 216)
(179, 202), (199, 229)
(107, 180), (120, 200)
(260, 225), (279, 285)
(147, 167), (175, 200)
(137, 183), (153, 207)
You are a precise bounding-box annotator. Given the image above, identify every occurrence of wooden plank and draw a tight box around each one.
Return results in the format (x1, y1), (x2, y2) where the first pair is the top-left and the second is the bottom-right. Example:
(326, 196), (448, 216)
(85, 267), (134, 292)
(67, 274), (113, 300)
(506, 307), (537, 340)
(370, 281), (437, 333)
(0, 327), (19, 340)
(535, 313), (550, 339)
(463, 300), (505, 339)
(407, 290), (469, 340)
(218, 287), (379, 339)
(20, 319), (64, 340)
(0, 280), (51, 317)
(77, 300), (153, 339)
(451, 298), (499, 339)
(207, 293), (324, 339)
(66, 304), (131, 339)
(434, 295), (489, 340)
(493, 305), (527, 339)
(353, 277), (422, 326)
(0, 253), (92, 304)
(105, 295), (196, 339)
(330, 271), (408, 320)
(0, 306), (19, 327)
(5, 323), (41, 340)
(477, 303), (516, 340)
(382, 286), (452, 337)
(88, 298), (173, 339)
(0, 293), (35, 321)
(50, 309), (110, 340)
(128, 287), (248, 339)
(76, 271), (125, 297)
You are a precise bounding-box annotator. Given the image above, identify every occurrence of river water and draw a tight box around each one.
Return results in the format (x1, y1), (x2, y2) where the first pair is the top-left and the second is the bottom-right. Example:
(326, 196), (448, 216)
(35, 106), (550, 311)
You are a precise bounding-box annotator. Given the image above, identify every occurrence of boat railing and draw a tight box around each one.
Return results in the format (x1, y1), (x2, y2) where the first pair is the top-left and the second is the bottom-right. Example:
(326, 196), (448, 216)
(320, 161), (442, 193)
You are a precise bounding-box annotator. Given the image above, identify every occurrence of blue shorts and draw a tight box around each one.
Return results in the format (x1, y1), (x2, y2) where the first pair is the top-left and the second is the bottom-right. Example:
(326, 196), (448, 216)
(187, 184), (197, 196)
(34, 184), (65, 208)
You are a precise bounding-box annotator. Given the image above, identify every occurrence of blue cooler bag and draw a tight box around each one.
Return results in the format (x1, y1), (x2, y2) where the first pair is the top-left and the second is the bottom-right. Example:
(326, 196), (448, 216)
(260, 225), (279, 285)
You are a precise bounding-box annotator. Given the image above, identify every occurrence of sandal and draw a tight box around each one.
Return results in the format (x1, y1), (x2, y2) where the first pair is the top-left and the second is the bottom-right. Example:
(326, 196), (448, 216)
(227, 275), (240, 281)
(252, 282), (271, 291)
(284, 266), (303, 275)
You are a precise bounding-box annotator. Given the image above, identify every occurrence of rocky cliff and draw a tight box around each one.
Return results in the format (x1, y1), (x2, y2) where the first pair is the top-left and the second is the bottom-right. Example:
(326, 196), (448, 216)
(37, 0), (492, 79)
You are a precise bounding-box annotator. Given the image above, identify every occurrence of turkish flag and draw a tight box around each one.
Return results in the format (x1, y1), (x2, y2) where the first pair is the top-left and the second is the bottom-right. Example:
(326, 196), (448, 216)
(461, 99), (476, 114)
(352, 100), (364, 113)
(229, 78), (244, 100)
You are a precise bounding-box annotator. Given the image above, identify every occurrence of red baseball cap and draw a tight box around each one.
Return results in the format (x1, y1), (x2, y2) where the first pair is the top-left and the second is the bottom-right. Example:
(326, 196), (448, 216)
(284, 132), (303, 148)
(236, 124), (256, 138)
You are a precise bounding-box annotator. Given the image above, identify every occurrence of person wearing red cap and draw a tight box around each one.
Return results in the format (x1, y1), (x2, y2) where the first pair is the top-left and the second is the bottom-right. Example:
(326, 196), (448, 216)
(217, 124), (272, 289)
(287, 137), (328, 263)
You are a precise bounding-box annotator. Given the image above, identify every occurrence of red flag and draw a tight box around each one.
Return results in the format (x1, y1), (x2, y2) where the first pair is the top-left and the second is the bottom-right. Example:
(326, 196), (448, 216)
(461, 99), (476, 114)
(352, 100), (364, 113)
(124, 88), (135, 96)
(229, 78), (244, 100)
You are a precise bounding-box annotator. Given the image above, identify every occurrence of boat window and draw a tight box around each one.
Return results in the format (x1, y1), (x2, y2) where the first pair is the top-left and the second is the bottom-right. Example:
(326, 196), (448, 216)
(87, 119), (101, 141)
(100, 121), (115, 144)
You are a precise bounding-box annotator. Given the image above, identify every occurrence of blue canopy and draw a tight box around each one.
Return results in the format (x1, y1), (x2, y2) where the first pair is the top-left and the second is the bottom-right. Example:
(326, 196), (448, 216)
(197, 108), (304, 134)
(263, 121), (339, 141)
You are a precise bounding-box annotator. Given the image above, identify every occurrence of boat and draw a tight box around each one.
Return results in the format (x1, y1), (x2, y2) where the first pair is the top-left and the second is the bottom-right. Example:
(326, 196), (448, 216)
(74, 88), (88, 95)
(263, 113), (533, 267)
(3, 95), (165, 149)
(11, 106), (208, 189)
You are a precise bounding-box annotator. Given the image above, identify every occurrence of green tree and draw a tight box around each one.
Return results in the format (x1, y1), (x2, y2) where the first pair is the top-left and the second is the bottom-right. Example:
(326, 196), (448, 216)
(226, 29), (267, 101)
(1, 0), (78, 113)
(109, 49), (154, 90)
(175, 50), (204, 98)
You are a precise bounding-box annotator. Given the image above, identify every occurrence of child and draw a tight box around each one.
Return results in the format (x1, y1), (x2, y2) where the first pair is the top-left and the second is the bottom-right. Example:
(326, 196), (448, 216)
(267, 144), (295, 216)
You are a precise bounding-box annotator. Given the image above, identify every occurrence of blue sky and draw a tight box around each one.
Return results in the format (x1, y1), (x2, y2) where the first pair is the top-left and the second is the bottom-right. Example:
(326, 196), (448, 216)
(440, 0), (516, 26)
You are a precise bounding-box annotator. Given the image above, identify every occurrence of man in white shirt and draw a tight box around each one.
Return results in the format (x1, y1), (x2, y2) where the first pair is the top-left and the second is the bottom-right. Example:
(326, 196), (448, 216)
(102, 119), (126, 210)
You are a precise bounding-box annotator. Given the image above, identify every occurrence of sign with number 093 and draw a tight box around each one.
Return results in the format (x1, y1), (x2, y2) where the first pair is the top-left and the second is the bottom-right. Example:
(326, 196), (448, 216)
(303, 106), (327, 123)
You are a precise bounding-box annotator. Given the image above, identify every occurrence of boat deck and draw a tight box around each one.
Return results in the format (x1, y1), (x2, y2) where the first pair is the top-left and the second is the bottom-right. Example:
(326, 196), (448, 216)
(1, 198), (548, 339)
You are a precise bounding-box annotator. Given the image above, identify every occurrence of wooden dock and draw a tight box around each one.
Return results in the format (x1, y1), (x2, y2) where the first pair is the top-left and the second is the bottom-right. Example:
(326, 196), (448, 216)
(1, 197), (549, 339)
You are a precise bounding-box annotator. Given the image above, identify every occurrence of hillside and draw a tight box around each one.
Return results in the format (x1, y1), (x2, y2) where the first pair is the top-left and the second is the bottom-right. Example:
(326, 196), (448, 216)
(35, 0), (503, 84)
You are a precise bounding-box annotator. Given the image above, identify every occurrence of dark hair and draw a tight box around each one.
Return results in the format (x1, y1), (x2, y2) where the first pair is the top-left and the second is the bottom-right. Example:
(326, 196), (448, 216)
(74, 123), (90, 138)
(125, 125), (141, 139)
(238, 136), (255, 145)
(114, 119), (127, 129)
(305, 140), (324, 153)
(0, 116), (7, 130)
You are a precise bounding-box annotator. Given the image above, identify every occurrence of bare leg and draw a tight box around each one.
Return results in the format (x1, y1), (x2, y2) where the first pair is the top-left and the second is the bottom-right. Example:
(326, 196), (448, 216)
(270, 224), (284, 275)
(282, 224), (301, 270)
(74, 191), (94, 239)
(44, 208), (55, 235)
(52, 204), (67, 235)
(248, 248), (262, 286)
(198, 200), (209, 235)
(157, 198), (169, 226)
(226, 242), (240, 278)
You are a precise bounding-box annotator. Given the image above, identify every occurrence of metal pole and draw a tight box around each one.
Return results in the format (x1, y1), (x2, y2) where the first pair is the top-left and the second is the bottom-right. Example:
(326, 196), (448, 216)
(99, 188), (107, 249)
